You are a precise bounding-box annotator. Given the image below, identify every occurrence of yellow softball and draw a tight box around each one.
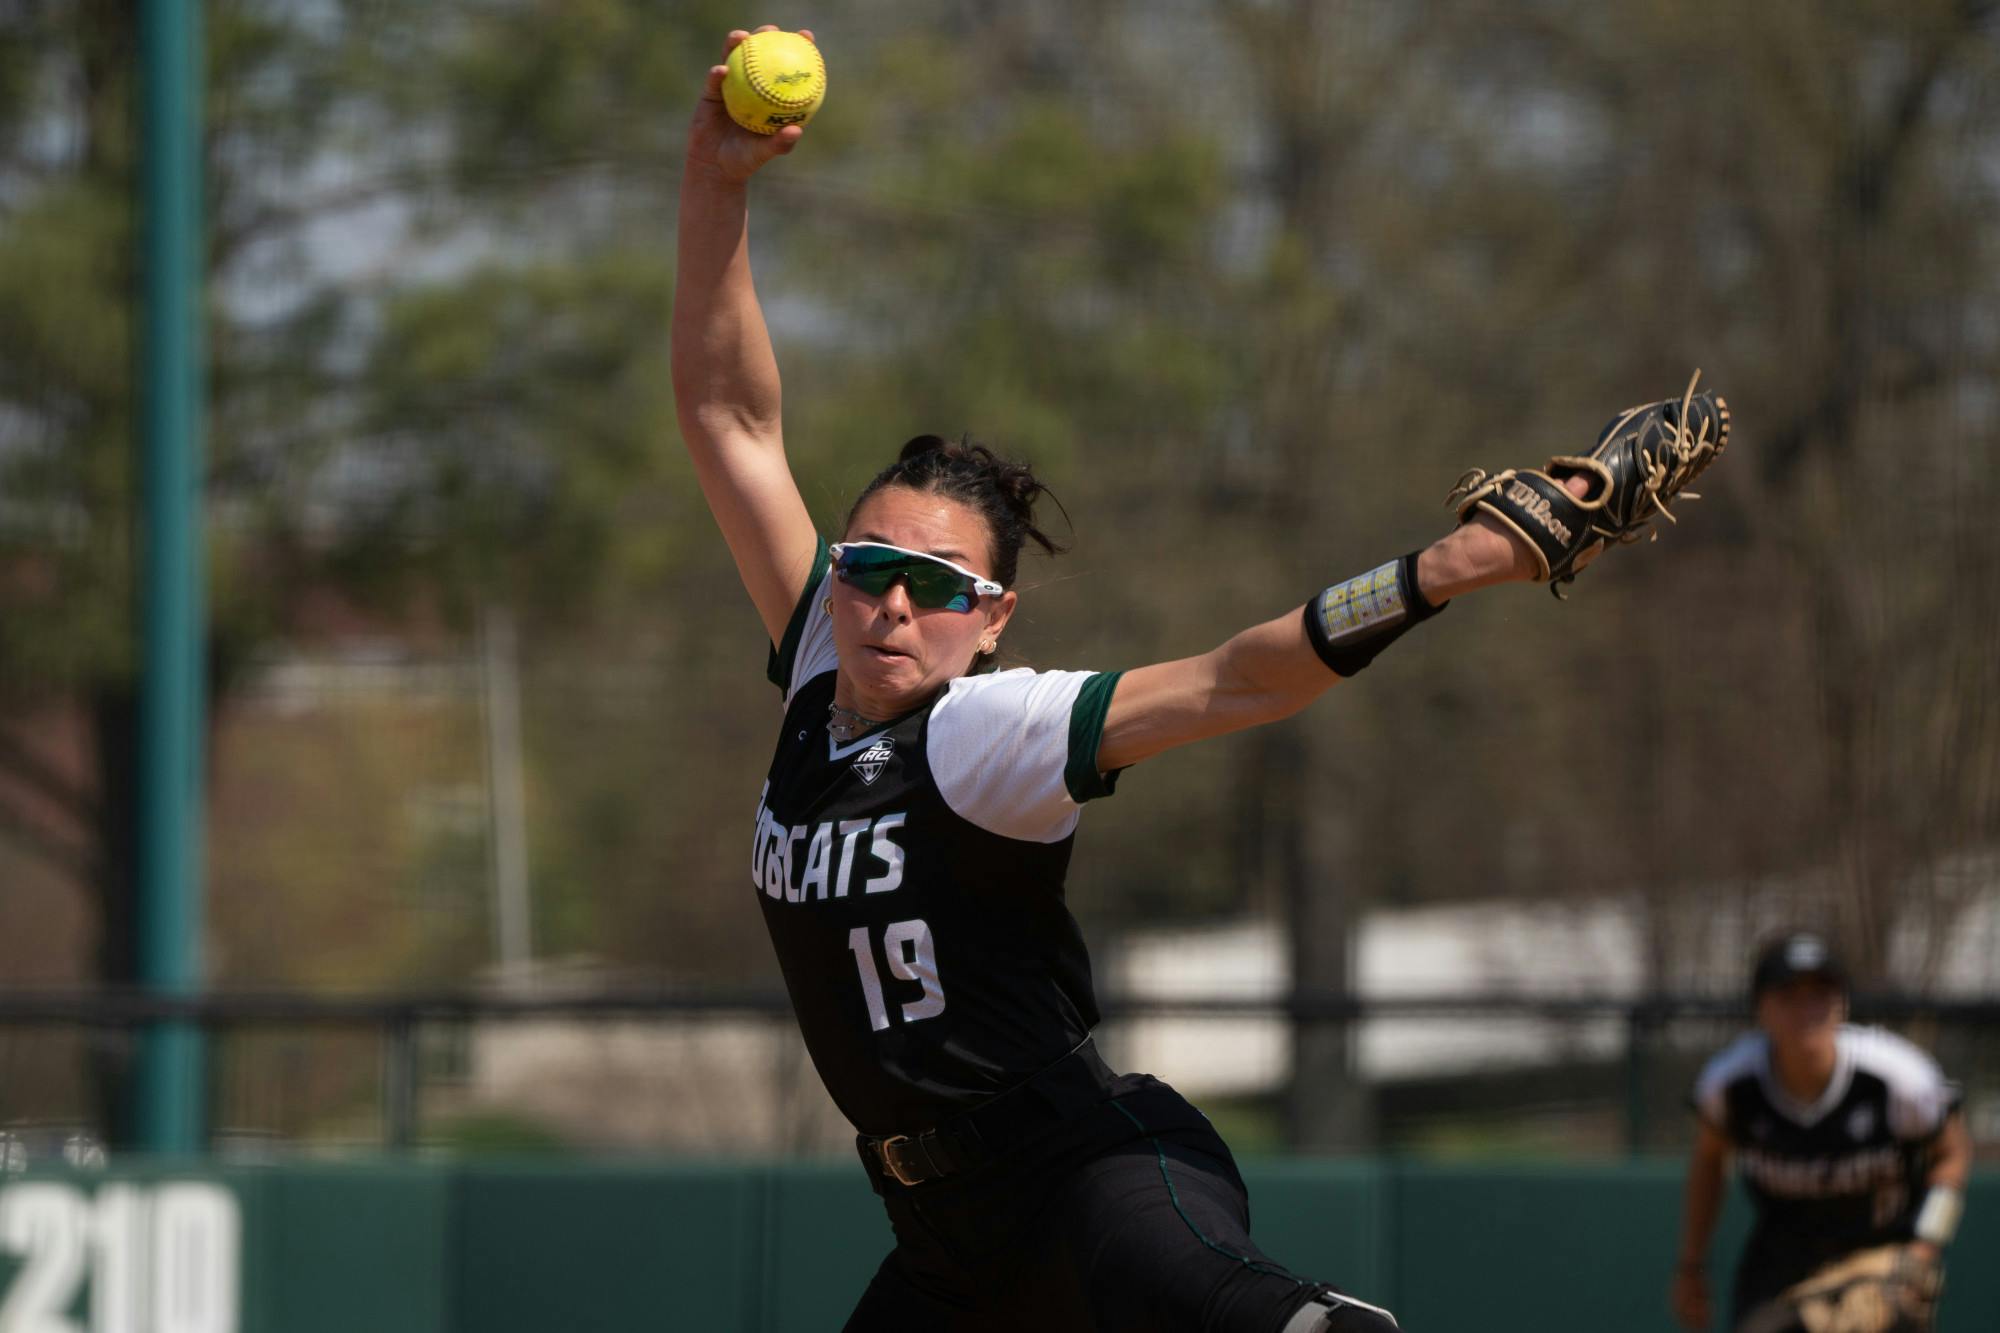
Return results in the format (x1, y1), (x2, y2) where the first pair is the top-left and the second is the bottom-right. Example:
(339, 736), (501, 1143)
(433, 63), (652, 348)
(723, 31), (827, 135)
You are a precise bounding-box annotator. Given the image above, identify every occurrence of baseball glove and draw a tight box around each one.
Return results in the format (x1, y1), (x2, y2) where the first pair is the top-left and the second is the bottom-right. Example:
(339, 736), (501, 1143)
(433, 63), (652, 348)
(1738, 1244), (1943, 1333)
(1446, 371), (1729, 598)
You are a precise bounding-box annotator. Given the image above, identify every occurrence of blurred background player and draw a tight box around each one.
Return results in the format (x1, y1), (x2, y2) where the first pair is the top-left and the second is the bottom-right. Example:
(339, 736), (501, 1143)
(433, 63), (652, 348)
(1673, 931), (1970, 1332)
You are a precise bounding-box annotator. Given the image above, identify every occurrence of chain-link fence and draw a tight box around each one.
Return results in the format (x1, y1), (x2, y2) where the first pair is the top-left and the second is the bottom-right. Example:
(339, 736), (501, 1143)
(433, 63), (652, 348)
(2, 989), (1995, 1165)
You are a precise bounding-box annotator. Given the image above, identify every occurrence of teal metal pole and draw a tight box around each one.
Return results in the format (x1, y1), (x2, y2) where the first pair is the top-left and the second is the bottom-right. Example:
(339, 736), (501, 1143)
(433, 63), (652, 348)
(136, 0), (207, 1154)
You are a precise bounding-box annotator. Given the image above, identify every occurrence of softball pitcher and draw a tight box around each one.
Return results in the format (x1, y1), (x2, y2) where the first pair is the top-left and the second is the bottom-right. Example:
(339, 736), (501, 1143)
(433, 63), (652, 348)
(676, 27), (1729, 1331)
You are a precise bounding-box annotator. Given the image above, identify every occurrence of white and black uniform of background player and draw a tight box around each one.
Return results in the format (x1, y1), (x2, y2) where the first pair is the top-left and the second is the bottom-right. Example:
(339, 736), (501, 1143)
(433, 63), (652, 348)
(755, 540), (1398, 1333)
(1691, 996), (1962, 1321)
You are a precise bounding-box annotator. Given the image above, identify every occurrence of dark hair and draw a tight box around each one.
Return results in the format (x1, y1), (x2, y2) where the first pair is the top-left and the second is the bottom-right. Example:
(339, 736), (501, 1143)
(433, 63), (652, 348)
(845, 435), (1068, 670)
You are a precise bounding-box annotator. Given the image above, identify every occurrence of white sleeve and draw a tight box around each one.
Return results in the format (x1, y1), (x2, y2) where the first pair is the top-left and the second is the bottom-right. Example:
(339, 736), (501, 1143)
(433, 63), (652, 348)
(927, 669), (1113, 844)
(1691, 1034), (1761, 1134)
(1851, 1028), (1957, 1141)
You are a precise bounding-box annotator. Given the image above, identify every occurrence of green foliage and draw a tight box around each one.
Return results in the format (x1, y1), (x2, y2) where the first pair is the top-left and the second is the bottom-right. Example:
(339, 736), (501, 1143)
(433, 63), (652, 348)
(349, 253), (679, 615)
(0, 0), (1993, 1033)
(0, 174), (134, 690)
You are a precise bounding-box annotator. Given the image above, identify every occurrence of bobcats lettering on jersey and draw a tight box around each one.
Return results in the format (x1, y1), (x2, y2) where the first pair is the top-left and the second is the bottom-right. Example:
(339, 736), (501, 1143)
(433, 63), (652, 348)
(1735, 1144), (1904, 1200)
(754, 546), (1123, 1135)
(1692, 1024), (1962, 1286)
(750, 784), (907, 902)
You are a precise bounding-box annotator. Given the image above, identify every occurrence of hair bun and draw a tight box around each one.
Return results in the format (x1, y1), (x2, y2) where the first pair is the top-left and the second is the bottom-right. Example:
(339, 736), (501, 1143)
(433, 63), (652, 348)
(849, 433), (1070, 595)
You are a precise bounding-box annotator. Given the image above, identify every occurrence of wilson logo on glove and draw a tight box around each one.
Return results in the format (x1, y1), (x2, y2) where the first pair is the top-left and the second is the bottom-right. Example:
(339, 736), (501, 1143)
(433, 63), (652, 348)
(1449, 370), (1730, 598)
(1503, 481), (1575, 546)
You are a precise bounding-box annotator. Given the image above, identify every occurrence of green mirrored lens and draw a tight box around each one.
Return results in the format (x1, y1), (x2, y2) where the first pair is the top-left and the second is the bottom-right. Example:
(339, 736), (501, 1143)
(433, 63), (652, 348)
(835, 547), (978, 612)
(903, 566), (971, 610)
(833, 546), (905, 591)
(836, 565), (896, 596)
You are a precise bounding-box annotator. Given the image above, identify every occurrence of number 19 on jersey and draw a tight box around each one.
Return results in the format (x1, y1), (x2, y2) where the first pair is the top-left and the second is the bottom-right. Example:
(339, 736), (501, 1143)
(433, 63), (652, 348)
(848, 920), (946, 1031)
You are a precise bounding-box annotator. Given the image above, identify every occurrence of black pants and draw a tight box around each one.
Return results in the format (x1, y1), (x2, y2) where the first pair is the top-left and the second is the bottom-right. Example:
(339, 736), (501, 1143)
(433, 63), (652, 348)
(842, 1074), (1349, 1333)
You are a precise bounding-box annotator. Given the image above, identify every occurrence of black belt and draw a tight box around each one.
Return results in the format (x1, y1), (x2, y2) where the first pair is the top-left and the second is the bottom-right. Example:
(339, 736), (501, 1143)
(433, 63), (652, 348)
(860, 1038), (1117, 1188)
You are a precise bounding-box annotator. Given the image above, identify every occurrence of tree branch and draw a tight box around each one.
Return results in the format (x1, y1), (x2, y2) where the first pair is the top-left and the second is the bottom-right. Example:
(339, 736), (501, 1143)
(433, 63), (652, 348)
(0, 794), (96, 886)
(0, 724), (99, 830)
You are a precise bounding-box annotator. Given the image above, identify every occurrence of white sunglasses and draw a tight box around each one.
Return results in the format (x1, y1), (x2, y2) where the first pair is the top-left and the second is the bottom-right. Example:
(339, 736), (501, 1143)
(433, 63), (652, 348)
(829, 542), (1004, 612)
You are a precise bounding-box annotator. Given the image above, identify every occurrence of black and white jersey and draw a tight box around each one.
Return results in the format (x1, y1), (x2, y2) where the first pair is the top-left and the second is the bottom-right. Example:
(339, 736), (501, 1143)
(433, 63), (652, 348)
(751, 543), (1123, 1135)
(1692, 1025), (1960, 1255)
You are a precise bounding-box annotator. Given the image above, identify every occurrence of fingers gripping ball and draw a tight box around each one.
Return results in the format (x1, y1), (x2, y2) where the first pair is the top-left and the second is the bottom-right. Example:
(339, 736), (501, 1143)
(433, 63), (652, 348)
(723, 31), (827, 135)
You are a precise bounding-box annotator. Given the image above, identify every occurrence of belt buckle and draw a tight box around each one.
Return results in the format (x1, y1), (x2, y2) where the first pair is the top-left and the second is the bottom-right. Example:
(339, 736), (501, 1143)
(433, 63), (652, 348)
(877, 1134), (922, 1187)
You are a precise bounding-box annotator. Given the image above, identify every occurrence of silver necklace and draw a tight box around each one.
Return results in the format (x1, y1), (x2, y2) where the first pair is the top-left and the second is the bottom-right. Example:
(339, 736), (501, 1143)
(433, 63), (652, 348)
(827, 703), (885, 743)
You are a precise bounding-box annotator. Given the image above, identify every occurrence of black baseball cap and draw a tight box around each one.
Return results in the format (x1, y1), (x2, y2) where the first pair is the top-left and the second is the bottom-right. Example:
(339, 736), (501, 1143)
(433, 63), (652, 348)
(1751, 931), (1848, 998)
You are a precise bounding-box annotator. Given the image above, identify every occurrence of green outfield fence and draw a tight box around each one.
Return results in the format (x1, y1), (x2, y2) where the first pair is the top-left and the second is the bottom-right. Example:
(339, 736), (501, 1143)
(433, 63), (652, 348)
(1, 991), (1994, 1329)
(0, 1158), (1994, 1332)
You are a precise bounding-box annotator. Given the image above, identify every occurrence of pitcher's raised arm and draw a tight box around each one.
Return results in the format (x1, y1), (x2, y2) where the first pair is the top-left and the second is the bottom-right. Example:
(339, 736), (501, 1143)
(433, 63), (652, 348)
(671, 29), (821, 645)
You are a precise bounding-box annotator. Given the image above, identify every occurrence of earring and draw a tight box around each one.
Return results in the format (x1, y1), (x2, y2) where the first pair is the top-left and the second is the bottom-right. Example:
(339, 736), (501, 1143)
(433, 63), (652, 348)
(979, 640), (996, 654)
(822, 596), (833, 618)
